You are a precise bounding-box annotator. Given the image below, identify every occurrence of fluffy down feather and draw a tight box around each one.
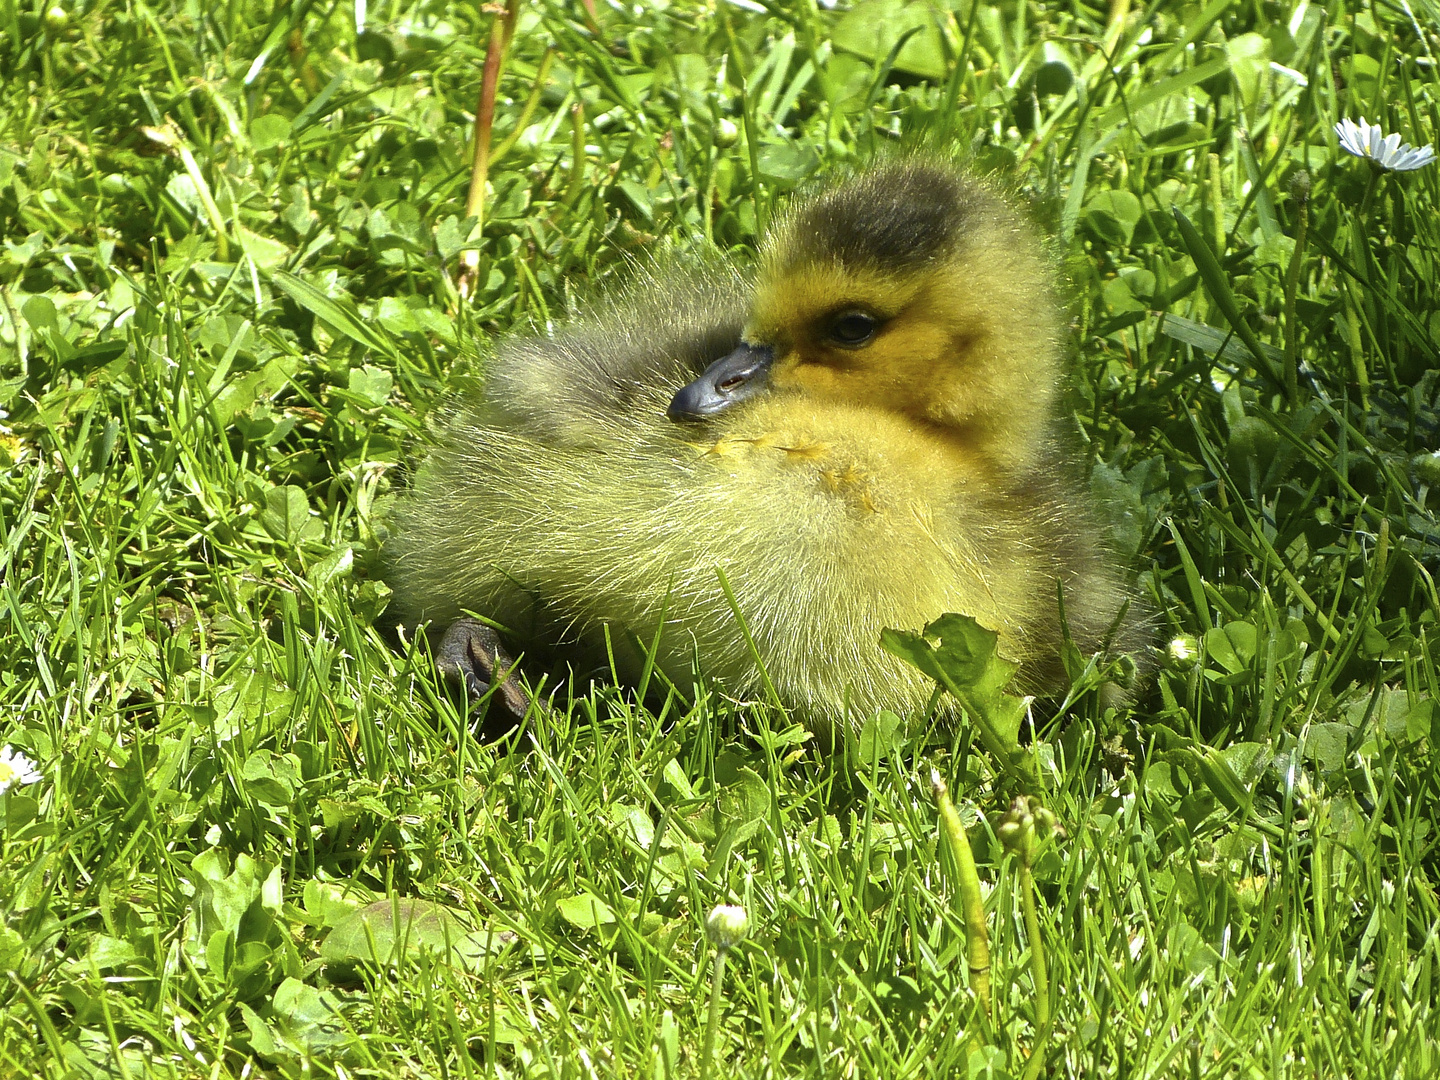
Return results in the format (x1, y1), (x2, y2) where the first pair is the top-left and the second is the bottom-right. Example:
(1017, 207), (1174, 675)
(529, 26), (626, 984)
(386, 160), (1145, 731)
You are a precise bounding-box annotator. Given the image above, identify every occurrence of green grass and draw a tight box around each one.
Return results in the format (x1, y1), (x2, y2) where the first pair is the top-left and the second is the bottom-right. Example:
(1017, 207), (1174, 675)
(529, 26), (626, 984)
(1, 0), (1438, 1076)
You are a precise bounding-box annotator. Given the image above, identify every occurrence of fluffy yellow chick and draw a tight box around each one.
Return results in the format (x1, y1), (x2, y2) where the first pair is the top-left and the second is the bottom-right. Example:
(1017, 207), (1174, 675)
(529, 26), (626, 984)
(386, 159), (1145, 730)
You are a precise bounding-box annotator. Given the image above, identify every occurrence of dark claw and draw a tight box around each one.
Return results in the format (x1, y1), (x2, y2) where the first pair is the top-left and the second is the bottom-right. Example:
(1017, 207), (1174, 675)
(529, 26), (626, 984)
(435, 618), (530, 720)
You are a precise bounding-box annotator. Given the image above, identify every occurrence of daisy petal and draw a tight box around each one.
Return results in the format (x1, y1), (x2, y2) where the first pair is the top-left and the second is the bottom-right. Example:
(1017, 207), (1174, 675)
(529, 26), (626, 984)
(1334, 117), (1435, 172)
(0, 745), (43, 794)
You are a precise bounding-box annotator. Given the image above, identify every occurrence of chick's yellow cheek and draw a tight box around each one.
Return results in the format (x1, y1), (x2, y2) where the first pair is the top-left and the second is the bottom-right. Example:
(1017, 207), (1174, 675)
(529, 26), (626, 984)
(770, 356), (843, 398)
(768, 321), (955, 412)
(879, 320), (954, 380)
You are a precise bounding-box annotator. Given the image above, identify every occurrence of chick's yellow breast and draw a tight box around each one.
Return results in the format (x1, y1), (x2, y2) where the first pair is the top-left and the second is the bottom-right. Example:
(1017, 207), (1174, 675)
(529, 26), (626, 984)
(697, 397), (1058, 677)
(396, 389), (1055, 727)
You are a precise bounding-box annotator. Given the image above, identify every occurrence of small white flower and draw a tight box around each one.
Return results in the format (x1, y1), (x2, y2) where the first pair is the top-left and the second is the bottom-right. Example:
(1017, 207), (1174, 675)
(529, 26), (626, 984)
(1167, 636), (1199, 669)
(0, 746), (42, 794)
(1335, 117), (1436, 172)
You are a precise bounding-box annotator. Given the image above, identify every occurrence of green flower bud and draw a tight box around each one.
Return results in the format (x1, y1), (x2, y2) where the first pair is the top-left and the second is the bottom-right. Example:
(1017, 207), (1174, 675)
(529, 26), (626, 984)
(706, 904), (749, 950)
(997, 796), (1035, 856)
(715, 118), (740, 149)
(997, 796), (1065, 860)
(1413, 450), (1440, 488)
(1288, 169), (1311, 206)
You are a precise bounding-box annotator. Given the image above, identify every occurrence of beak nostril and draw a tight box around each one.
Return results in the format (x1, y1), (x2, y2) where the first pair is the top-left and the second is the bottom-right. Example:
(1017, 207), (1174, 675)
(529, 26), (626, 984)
(717, 376), (745, 392)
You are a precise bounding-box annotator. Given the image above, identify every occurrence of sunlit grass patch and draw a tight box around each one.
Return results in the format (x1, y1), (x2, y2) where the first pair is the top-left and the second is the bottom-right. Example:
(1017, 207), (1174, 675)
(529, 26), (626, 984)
(1, 0), (1437, 1076)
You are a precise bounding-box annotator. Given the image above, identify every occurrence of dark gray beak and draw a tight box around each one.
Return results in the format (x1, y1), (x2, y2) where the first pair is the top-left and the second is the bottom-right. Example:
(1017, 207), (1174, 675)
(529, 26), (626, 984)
(667, 342), (774, 421)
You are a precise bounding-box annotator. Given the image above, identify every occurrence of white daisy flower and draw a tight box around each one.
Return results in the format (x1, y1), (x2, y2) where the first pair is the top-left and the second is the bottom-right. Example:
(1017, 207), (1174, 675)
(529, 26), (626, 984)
(0, 746), (42, 794)
(1335, 117), (1436, 172)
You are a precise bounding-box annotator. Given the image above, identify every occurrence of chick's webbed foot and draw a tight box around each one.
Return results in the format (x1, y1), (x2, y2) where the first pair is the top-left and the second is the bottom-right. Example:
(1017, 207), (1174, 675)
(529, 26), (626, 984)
(436, 618), (530, 719)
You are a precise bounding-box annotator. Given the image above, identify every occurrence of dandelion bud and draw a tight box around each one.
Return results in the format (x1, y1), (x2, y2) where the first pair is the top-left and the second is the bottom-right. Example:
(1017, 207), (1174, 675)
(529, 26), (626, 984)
(997, 796), (1036, 856)
(715, 118), (740, 149)
(1288, 170), (1311, 206)
(1413, 450), (1440, 487)
(706, 904), (749, 950)
(997, 796), (1064, 860)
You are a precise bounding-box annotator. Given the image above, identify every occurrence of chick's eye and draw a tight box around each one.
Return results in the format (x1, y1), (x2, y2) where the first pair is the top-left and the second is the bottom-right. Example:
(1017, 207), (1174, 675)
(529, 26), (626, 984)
(829, 311), (878, 346)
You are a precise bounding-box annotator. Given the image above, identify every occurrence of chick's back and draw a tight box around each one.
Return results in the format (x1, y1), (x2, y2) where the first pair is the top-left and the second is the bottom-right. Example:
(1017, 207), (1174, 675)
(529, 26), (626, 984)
(387, 265), (749, 654)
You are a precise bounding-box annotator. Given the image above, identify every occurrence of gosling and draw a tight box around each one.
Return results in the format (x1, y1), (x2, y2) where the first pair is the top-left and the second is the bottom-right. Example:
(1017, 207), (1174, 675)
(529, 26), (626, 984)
(386, 159), (1145, 730)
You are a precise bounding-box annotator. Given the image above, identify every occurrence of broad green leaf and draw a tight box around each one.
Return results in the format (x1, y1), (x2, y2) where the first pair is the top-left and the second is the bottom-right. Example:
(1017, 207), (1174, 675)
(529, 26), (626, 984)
(261, 485), (324, 545)
(242, 749), (300, 808)
(84, 935), (140, 970)
(21, 294), (59, 331)
(302, 879), (374, 929)
(1305, 723), (1351, 772)
(322, 899), (502, 970)
(239, 1003), (280, 1060)
(758, 139), (820, 184)
(713, 753), (770, 839)
(1227, 416), (1278, 491)
(880, 613), (1031, 780)
(556, 893), (617, 930)
(270, 978), (352, 1056)
(211, 356), (300, 429)
(1157, 312), (1284, 368)
(249, 113), (292, 152)
(1085, 190), (1143, 247)
(346, 364), (393, 408)
(855, 710), (906, 768)
(236, 224), (290, 269)
(1407, 699), (1435, 746)
(307, 544), (354, 590)
(611, 803), (655, 850)
(832, 0), (949, 80)
(1226, 33), (1270, 108)
(1094, 57), (1230, 129)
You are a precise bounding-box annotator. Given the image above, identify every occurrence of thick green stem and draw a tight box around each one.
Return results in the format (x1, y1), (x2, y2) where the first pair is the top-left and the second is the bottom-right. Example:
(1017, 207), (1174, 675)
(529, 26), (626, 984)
(718, 5), (765, 235)
(143, 122), (229, 262)
(931, 770), (992, 1014)
(489, 49), (555, 166)
(998, 796), (1062, 1080)
(1358, 168), (1380, 219)
(1344, 291), (1369, 411)
(1282, 195), (1308, 405)
(700, 947), (729, 1080)
(1207, 152), (1225, 253)
(457, 0), (520, 297)
(1312, 798), (1329, 977)
(1103, 0), (1131, 55)
(1019, 860), (1049, 1030)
